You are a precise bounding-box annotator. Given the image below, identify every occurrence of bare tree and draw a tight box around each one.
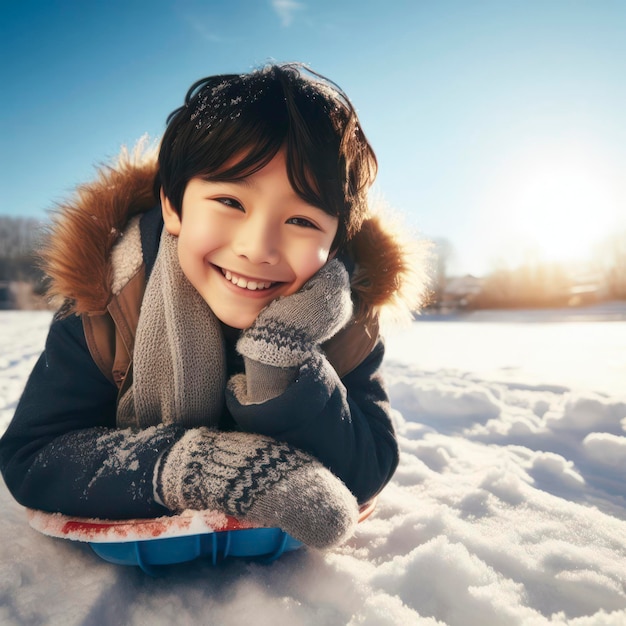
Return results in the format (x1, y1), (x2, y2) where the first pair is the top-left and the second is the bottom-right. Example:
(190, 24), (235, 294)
(429, 238), (454, 309)
(0, 216), (45, 282)
(592, 229), (626, 299)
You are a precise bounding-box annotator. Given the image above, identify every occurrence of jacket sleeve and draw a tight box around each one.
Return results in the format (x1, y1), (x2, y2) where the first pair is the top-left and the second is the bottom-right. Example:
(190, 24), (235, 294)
(225, 340), (399, 504)
(0, 313), (182, 519)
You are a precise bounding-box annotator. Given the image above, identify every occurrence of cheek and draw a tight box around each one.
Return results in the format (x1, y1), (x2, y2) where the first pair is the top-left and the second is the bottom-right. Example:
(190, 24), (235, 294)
(175, 229), (222, 288)
(286, 243), (332, 294)
(179, 221), (222, 259)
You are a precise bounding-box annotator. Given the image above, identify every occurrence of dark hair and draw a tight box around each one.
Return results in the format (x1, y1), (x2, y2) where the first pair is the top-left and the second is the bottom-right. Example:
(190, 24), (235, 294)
(156, 63), (377, 248)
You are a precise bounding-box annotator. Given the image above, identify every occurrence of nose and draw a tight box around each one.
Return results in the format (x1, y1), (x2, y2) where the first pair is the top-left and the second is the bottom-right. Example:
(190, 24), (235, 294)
(232, 215), (280, 265)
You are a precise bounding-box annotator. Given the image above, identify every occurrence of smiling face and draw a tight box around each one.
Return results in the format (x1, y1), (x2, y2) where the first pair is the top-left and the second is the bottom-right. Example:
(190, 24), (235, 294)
(161, 150), (339, 329)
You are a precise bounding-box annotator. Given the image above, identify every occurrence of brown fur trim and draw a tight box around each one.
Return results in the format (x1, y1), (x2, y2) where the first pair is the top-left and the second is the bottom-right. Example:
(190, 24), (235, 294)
(40, 141), (158, 314)
(349, 211), (433, 324)
(40, 143), (431, 321)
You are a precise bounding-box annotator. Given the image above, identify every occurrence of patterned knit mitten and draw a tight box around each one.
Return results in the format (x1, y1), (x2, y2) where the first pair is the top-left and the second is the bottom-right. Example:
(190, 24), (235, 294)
(237, 258), (353, 368)
(155, 428), (359, 549)
(232, 259), (353, 402)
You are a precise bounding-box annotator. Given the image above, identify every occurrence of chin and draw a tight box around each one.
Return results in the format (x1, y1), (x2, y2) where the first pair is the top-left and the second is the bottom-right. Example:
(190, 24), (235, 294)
(212, 308), (259, 331)
(225, 320), (253, 331)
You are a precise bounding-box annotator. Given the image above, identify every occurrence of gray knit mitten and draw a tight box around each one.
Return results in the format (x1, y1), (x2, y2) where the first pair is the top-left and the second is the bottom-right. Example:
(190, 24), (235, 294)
(232, 259), (353, 402)
(237, 258), (353, 368)
(155, 428), (359, 549)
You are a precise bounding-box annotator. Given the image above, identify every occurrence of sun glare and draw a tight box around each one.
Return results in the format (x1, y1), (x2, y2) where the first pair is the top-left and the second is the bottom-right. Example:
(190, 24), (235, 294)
(480, 145), (623, 269)
(512, 163), (615, 261)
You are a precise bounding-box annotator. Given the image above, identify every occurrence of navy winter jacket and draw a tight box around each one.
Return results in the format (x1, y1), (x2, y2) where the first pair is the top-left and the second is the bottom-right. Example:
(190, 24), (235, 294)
(0, 206), (399, 520)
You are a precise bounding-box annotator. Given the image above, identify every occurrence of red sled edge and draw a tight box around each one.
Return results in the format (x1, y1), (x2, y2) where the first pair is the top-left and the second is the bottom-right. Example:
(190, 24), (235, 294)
(26, 508), (255, 543)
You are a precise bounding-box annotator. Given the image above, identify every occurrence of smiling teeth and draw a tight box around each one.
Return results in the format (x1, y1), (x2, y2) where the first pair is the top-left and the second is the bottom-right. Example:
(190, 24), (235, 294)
(223, 270), (273, 291)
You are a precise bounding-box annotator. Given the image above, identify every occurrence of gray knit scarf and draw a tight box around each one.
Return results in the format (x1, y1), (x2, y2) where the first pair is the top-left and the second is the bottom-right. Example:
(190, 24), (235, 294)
(117, 230), (226, 428)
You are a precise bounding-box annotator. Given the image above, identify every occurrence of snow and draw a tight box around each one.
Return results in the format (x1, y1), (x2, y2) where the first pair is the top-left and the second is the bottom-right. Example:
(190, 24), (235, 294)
(1, 308), (625, 626)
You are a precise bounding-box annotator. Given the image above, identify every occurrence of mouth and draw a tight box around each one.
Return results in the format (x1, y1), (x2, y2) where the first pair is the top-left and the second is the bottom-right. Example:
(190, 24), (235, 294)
(219, 267), (278, 292)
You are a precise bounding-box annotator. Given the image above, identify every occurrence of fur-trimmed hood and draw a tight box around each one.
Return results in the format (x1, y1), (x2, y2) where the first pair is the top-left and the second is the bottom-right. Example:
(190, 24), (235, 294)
(41, 144), (430, 323)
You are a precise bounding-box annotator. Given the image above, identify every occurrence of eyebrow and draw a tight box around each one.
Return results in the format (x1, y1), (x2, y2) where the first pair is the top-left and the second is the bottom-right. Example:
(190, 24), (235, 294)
(202, 177), (335, 221)
(226, 177), (255, 189)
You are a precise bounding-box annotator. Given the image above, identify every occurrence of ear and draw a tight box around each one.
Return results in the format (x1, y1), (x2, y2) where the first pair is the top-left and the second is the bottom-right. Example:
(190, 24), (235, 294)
(161, 189), (182, 236)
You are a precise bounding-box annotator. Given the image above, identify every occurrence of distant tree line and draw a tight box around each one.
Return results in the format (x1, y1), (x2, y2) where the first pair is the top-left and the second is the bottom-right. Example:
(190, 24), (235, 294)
(429, 229), (626, 311)
(0, 216), (47, 306)
(472, 262), (573, 309)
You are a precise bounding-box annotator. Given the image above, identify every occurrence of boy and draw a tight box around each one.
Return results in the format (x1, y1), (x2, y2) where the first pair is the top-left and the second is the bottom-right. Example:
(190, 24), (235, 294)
(0, 64), (425, 549)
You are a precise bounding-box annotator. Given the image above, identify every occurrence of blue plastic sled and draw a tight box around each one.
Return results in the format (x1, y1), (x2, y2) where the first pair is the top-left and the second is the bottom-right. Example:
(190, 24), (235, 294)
(27, 509), (302, 574)
(27, 500), (376, 575)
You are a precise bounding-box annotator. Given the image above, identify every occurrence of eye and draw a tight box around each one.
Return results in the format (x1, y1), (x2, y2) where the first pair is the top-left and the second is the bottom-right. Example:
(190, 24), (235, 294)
(287, 216), (318, 229)
(216, 197), (244, 211)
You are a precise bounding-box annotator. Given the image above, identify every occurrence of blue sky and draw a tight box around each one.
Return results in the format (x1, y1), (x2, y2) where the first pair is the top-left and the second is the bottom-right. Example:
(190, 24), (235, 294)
(2, 0), (625, 275)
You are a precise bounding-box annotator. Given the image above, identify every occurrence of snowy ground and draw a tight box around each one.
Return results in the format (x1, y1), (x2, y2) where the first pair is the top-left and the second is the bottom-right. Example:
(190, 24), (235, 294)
(1, 308), (625, 626)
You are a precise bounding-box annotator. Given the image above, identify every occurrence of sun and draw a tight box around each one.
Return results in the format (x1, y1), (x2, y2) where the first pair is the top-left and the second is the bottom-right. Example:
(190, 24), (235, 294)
(479, 143), (623, 269)
(508, 160), (617, 263)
